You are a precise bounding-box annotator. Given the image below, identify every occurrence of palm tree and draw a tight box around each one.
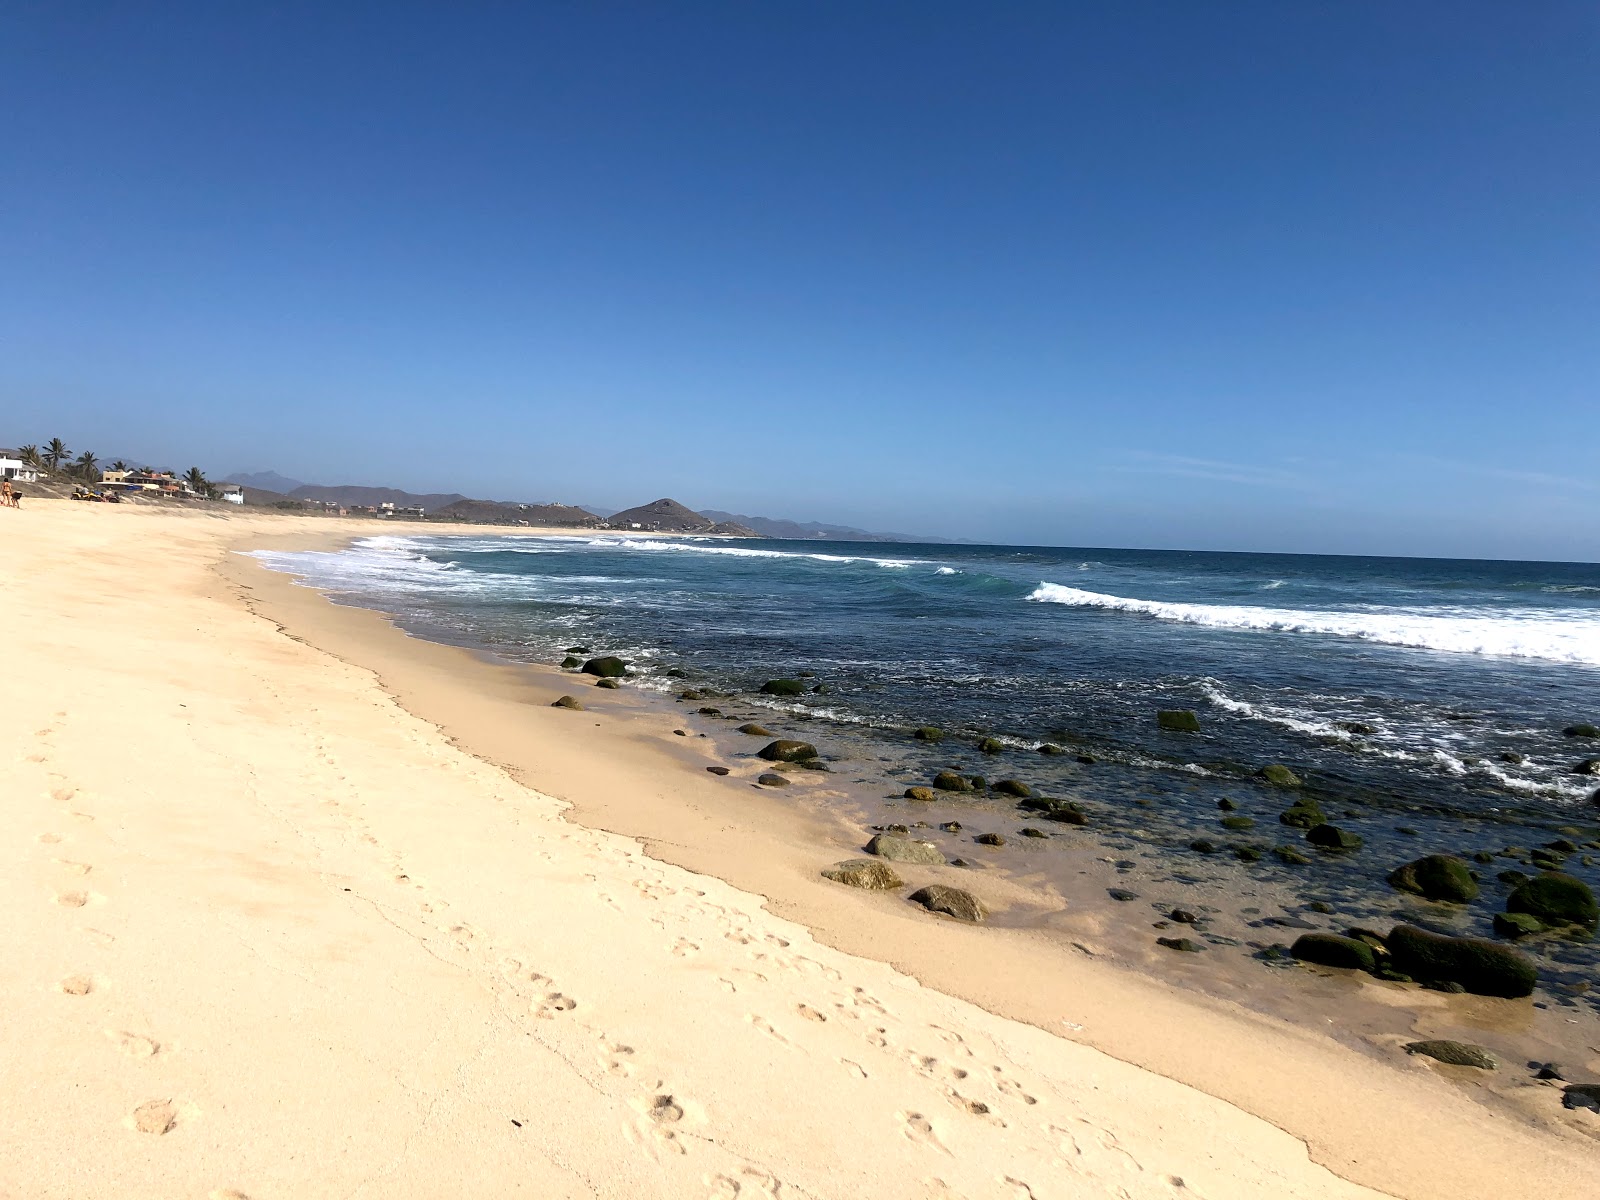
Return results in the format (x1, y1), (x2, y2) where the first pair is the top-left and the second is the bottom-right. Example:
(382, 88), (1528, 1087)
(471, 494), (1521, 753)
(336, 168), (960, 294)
(184, 466), (209, 495)
(108, 459), (129, 472)
(73, 451), (101, 482)
(18, 445), (41, 467)
(43, 437), (69, 469)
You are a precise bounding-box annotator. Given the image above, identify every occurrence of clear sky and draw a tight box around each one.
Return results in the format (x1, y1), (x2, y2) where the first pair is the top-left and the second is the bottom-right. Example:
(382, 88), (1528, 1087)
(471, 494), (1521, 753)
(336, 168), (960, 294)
(3, 2), (1596, 559)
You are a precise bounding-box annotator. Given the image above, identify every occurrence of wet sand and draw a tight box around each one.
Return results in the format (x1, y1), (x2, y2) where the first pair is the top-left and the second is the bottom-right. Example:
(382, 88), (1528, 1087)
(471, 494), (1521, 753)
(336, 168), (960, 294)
(1, 501), (1593, 1198)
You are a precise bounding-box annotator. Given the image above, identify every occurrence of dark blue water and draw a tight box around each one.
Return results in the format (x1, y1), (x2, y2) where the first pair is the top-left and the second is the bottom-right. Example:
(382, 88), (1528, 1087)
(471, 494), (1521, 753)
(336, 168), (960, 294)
(254, 532), (1600, 1007)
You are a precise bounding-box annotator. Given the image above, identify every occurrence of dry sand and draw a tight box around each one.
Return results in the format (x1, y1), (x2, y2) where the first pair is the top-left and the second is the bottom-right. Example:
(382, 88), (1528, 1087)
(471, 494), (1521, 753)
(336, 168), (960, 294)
(1, 503), (1592, 1198)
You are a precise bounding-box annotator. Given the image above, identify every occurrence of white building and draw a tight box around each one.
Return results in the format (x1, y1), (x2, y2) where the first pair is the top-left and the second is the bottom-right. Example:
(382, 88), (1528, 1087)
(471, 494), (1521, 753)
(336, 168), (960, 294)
(217, 484), (245, 505)
(0, 450), (39, 483)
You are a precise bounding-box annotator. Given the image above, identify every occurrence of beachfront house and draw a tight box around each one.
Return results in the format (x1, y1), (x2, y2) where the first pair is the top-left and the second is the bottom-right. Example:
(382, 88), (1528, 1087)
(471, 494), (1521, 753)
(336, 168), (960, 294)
(217, 484), (245, 505)
(0, 450), (39, 483)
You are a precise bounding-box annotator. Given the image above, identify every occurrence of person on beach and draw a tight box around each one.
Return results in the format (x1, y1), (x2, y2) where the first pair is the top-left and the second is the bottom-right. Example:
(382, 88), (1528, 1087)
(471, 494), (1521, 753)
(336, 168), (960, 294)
(1, 480), (13, 508)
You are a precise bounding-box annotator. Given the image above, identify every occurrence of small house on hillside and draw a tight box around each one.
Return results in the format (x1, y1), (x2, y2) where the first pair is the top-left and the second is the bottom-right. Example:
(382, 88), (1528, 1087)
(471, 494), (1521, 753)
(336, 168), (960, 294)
(217, 484), (244, 505)
(0, 450), (39, 483)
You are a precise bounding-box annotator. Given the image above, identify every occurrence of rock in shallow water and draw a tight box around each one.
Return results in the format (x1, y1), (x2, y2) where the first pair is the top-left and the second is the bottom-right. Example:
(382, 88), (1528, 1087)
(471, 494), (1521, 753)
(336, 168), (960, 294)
(1157, 936), (1202, 952)
(1307, 824), (1363, 852)
(1291, 933), (1376, 972)
(581, 655), (628, 678)
(1404, 1040), (1497, 1070)
(756, 773), (790, 787)
(594, 677), (621, 689)
(1156, 709), (1201, 733)
(706, 766), (730, 776)
(736, 723), (773, 736)
(1258, 764), (1303, 788)
(758, 739), (818, 763)
(822, 859), (904, 890)
(760, 678), (806, 697)
(866, 834), (945, 865)
(909, 885), (987, 922)
(1386, 924), (1537, 998)
(1387, 854), (1479, 903)
(904, 786), (936, 802)
(551, 695), (585, 710)
(992, 779), (1032, 798)
(932, 770), (970, 792)
(1507, 871), (1599, 932)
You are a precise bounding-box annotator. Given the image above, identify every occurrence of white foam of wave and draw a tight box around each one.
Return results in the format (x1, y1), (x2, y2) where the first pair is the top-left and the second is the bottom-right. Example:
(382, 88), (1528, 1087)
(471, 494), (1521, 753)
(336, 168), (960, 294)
(935, 566), (961, 575)
(1028, 583), (1600, 666)
(1196, 680), (1357, 741)
(573, 537), (920, 569)
(1261, 579), (1287, 589)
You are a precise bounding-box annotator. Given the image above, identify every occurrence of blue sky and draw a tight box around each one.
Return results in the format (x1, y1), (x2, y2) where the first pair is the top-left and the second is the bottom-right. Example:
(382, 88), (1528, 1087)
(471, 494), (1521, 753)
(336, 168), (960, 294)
(3, 2), (1596, 558)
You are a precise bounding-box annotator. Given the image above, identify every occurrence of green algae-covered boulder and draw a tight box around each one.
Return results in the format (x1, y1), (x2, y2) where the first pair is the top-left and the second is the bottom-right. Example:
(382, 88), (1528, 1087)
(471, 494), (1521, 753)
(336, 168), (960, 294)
(1307, 824), (1363, 852)
(1404, 1040), (1497, 1070)
(909, 885), (987, 922)
(594, 677), (621, 689)
(1291, 933), (1376, 972)
(904, 786), (936, 802)
(1279, 798), (1326, 829)
(865, 834), (945, 865)
(1258, 764), (1303, 788)
(1387, 855), (1479, 903)
(932, 770), (971, 792)
(1157, 709), (1201, 733)
(978, 737), (1005, 754)
(550, 695), (585, 710)
(1018, 797), (1088, 825)
(974, 832), (1005, 846)
(821, 859), (904, 890)
(560, 655), (582, 669)
(1386, 924), (1537, 998)
(1493, 912), (1544, 939)
(736, 723), (773, 736)
(1220, 815), (1256, 832)
(992, 779), (1033, 798)
(1563, 723), (1599, 738)
(1157, 936), (1202, 952)
(758, 739), (818, 763)
(756, 773), (790, 787)
(1273, 844), (1313, 865)
(1506, 871), (1598, 932)
(760, 678), (806, 697)
(1037, 742), (1064, 755)
(581, 655), (629, 678)
(913, 726), (943, 742)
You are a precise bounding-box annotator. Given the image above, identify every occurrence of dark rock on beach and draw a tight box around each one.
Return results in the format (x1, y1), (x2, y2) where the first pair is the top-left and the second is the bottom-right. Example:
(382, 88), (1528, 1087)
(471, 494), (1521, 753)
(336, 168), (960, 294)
(866, 834), (945, 865)
(913, 726), (944, 742)
(904, 786), (936, 802)
(758, 740), (818, 763)
(581, 656), (629, 678)
(974, 833), (1006, 846)
(1506, 871), (1598, 931)
(594, 677), (621, 689)
(756, 773), (790, 787)
(909, 885), (987, 922)
(992, 779), (1033, 798)
(1279, 798), (1326, 829)
(1157, 936), (1202, 952)
(822, 859), (904, 890)
(932, 770), (971, 792)
(1563, 723), (1599, 738)
(1563, 1084), (1600, 1111)
(1017, 797), (1088, 825)
(1108, 888), (1139, 901)
(978, 737), (1005, 755)
(1220, 815), (1256, 831)
(551, 695), (585, 710)
(706, 766), (730, 776)
(1493, 912), (1545, 939)
(1258, 764), (1303, 788)
(1306, 824), (1362, 852)
(1386, 924), (1537, 998)
(1404, 1040), (1497, 1070)
(736, 723), (773, 736)
(1157, 710), (1201, 733)
(1020, 827), (1048, 838)
(760, 678), (806, 697)
(1291, 933), (1377, 972)
(1387, 855), (1479, 903)
(1037, 743), (1064, 755)
(560, 656), (582, 669)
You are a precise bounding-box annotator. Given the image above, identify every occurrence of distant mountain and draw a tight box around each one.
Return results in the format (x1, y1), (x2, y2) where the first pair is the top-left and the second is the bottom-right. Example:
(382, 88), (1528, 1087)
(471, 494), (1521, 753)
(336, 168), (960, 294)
(698, 510), (929, 542)
(229, 470), (307, 493)
(606, 498), (716, 532)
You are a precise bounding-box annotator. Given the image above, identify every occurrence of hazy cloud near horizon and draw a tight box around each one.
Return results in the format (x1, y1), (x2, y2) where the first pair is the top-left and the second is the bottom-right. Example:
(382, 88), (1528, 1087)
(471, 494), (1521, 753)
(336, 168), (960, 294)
(2, 3), (1595, 561)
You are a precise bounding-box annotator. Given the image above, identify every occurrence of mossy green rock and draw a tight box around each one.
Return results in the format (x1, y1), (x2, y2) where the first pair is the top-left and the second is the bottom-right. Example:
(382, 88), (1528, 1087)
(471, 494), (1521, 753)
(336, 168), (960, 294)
(1018, 797), (1088, 825)
(1506, 871), (1598, 931)
(974, 832), (1005, 846)
(1037, 743), (1064, 755)
(1492, 911), (1544, 938)
(581, 655), (629, 678)
(1563, 723), (1599, 738)
(866, 834), (944, 865)
(550, 695), (585, 710)
(560, 656), (582, 669)
(1156, 709), (1201, 732)
(1306, 824), (1362, 852)
(1386, 924), (1537, 998)
(1387, 855), (1479, 903)
(756, 773), (790, 787)
(1291, 933), (1377, 972)
(909, 884), (987, 922)
(913, 726), (943, 742)
(978, 737), (1005, 754)
(1404, 1040), (1496, 1070)
(1220, 815), (1256, 832)
(594, 677), (621, 689)
(904, 786), (936, 802)
(760, 678), (806, 697)
(992, 779), (1033, 798)
(932, 770), (970, 792)
(736, 723), (773, 736)
(821, 859), (904, 890)
(758, 739), (819, 763)
(1258, 764), (1303, 787)
(1273, 845), (1313, 865)
(1279, 798), (1326, 829)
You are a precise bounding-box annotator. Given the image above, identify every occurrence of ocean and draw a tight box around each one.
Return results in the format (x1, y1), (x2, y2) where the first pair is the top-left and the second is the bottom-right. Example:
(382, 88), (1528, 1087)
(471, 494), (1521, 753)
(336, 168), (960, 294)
(253, 532), (1600, 1009)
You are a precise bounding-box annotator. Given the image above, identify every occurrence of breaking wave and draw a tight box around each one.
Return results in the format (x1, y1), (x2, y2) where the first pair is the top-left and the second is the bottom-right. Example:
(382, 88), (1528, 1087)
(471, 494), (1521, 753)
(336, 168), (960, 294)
(1027, 583), (1600, 666)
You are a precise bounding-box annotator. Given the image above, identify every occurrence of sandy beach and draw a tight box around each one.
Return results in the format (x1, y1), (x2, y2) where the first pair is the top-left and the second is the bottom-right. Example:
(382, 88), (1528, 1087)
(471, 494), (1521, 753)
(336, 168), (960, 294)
(3, 502), (1594, 1199)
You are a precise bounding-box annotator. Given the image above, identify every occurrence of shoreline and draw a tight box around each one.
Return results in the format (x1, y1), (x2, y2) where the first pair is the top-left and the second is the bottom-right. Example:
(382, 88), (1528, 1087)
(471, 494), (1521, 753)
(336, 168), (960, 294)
(226, 517), (1597, 1196)
(1, 501), (1589, 1198)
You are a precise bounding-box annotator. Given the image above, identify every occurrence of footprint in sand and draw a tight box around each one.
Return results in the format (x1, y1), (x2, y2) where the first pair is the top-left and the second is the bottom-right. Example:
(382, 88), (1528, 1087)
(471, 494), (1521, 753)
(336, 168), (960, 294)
(746, 1015), (790, 1046)
(53, 860), (92, 875)
(107, 1031), (160, 1058)
(54, 890), (90, 908)
(60, 975), (94, 996)
(705, 1168), (784, 1198)
(900, 1111), (951, 1155)
(50, 785), (77, 803)
(130, 1099), (176, 1135)
(628, 1089), (691, 1158)
(210, 1191), (252, 1200)
(533, 992), (577, 1019)
(795, 1004), (827, 1023)
(671, 938), (699, 958)
(38, 833), (63, 844)
(598, 1038), (635, 1077)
